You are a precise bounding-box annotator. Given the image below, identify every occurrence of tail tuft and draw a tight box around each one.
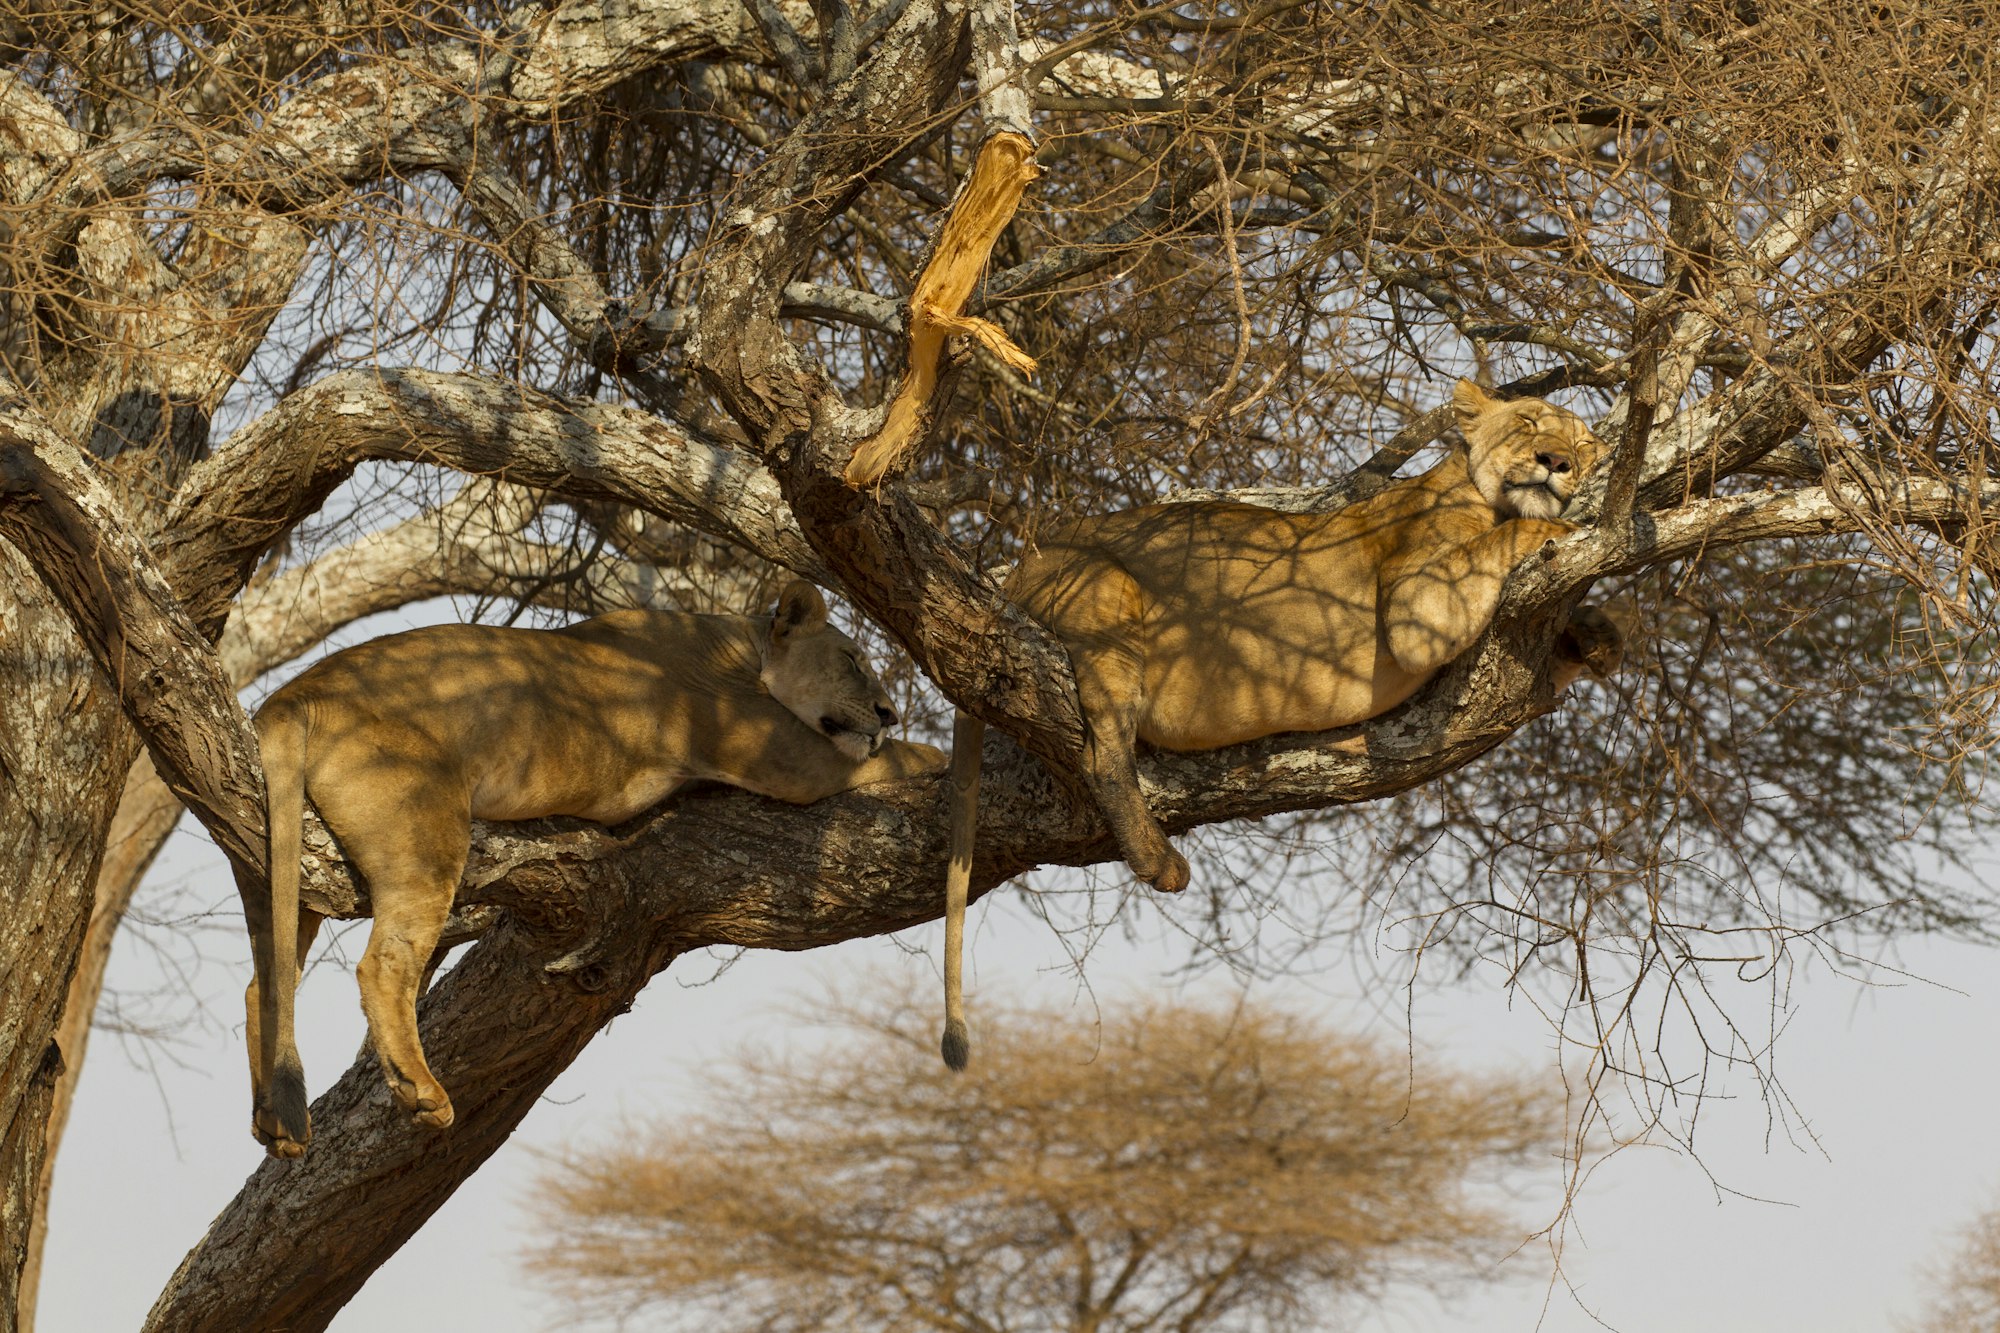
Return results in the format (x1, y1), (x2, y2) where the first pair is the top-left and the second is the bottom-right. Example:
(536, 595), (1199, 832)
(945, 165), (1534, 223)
(940, 1019), (970, 1072)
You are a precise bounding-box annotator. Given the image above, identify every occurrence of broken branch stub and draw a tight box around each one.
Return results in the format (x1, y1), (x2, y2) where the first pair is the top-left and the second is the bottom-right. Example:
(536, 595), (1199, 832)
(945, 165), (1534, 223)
(844, 131), (1040, 486)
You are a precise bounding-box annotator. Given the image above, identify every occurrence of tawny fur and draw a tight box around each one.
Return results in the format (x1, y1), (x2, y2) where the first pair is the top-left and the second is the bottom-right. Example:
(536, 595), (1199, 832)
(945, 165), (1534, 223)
(247, 581), (944, 1158)
(940, 379), (1623, 1067)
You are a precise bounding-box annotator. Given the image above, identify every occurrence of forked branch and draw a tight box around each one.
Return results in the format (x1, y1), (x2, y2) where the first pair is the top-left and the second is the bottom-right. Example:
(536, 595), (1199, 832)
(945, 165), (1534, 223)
(844, 131), (1041, 485)
(162, 368), (824, 636)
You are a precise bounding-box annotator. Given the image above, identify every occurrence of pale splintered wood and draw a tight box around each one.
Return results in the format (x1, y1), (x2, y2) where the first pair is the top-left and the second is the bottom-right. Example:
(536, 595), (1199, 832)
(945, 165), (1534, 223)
(844, 132), (1040, 487)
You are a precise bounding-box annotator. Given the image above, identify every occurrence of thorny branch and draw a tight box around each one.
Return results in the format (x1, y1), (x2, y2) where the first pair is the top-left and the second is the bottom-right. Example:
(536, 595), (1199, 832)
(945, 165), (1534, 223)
(10, 1), (2000, 1325)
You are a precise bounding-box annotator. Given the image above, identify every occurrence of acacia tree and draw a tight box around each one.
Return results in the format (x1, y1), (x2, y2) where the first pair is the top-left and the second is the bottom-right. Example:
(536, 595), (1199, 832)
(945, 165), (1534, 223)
(4, 0), (2000, 1329)
(1908, 1199), (2000, 1333)
(527, 993), (1561, 1332)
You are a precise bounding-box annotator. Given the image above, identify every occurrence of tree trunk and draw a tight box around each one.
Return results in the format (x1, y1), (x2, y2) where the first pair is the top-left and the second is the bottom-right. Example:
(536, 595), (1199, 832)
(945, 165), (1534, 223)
(17, 752), (179, 1333)
(0, 555), (136, 1333)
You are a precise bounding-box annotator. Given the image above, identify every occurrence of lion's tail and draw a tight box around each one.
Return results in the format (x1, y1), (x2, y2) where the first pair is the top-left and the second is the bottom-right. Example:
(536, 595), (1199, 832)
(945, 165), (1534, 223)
(941, 708), (983, 1071)
(255, 700), (311, 1151)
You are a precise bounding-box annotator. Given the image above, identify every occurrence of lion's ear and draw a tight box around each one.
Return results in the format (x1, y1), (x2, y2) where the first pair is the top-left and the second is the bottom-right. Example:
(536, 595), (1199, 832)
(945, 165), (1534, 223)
(1452, 378), (1495, 431)
(771, 580), (829, 645)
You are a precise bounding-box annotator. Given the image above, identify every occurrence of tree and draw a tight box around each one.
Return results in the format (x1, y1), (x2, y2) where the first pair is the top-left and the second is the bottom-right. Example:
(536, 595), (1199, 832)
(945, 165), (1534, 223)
(3, 0), (2000, 1327)
(1907, 1199), (2000, 1333)
(527, 992), (1562, 1332)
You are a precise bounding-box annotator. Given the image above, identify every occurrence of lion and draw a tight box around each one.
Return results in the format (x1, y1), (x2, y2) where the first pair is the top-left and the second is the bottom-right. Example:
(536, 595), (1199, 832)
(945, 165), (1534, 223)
(939, 379), (1622, 1068)
(247, 580), (945, 1158)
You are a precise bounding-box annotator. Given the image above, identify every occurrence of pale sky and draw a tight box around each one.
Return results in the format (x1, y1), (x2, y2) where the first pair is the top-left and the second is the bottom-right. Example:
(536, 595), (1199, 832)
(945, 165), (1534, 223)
(36, 809), (2000, 1333)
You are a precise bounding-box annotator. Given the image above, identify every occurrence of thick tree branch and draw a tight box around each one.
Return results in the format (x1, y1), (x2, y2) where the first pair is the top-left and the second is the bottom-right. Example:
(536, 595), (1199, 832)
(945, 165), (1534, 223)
(0, 402), (267, 887)
(507, 0), (762, 108)
(17, 750), (179, 1333)
(1516, 476), (2000, 611)
(160, 368), (823, 637)
(158, 462), (1984, 1329)
(223, 479), (694, 677)
(967, 0), (1033, 139)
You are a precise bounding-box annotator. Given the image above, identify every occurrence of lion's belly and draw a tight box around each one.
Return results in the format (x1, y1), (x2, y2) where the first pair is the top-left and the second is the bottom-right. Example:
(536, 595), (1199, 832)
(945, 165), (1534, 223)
(1133, 605), (1408, 751)
(1137, 657), (1390, 749)
(471, 761), (690, 825)
(465, 718), (692, 825)
(555, 769), (692, 824)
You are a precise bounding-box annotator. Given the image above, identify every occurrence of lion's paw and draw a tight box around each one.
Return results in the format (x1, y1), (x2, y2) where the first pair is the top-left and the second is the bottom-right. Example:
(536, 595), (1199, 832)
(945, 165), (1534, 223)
(253, 1121), (309, 1159)
(388, 1074), (455, 1130)
(253, 1106), (311, 1159)
(1137, 847), (1191, 895)
(412, 1100), (455, 1131)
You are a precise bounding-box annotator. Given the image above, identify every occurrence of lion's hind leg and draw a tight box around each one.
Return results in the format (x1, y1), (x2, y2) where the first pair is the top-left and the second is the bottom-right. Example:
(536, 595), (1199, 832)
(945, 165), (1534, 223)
(319, 775), (470, 1133)
(244, 908), (322, 1153)
(355, 845), (464, 1130)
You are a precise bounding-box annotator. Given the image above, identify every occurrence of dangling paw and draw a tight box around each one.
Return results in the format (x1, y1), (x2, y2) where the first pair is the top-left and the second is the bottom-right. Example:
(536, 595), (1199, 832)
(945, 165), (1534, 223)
(1132, 843), (1191, 894)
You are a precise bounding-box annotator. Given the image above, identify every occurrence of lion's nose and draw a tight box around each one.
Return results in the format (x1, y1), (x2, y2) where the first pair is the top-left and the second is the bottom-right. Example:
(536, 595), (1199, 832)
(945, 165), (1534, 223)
(1536, 451), (1572, 474)
(876, 703), (898, 728)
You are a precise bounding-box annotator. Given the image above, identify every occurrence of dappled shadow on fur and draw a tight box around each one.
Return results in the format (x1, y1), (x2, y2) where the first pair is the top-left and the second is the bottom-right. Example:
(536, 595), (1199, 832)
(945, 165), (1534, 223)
(243, 584), (945, 1156)
(937, 381), (1619, 1064)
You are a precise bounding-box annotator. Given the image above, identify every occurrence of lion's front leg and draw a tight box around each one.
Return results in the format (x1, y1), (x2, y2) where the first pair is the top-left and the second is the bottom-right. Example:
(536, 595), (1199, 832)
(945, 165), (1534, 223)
(1382, 518), (1573, 677)
(1073, 645), (1190, 895)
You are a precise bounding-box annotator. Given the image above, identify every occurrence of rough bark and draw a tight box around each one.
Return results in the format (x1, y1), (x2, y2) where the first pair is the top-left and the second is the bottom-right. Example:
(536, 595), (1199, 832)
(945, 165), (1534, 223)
(161, 369), (820, 638)
(0, 551), (132, 1333)
(12, 475), (686, 1331)
(5, 4), (2000, 1329)
(15, 753), (179, 1333)
(135, 454), (1982, 1330)
(0, 403), (269, 890)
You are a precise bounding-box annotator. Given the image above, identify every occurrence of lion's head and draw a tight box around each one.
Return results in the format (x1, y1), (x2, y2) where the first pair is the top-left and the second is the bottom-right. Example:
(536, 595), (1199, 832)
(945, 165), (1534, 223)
(1453, 378), (1606, 521)
(758, 580), (902, 761)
